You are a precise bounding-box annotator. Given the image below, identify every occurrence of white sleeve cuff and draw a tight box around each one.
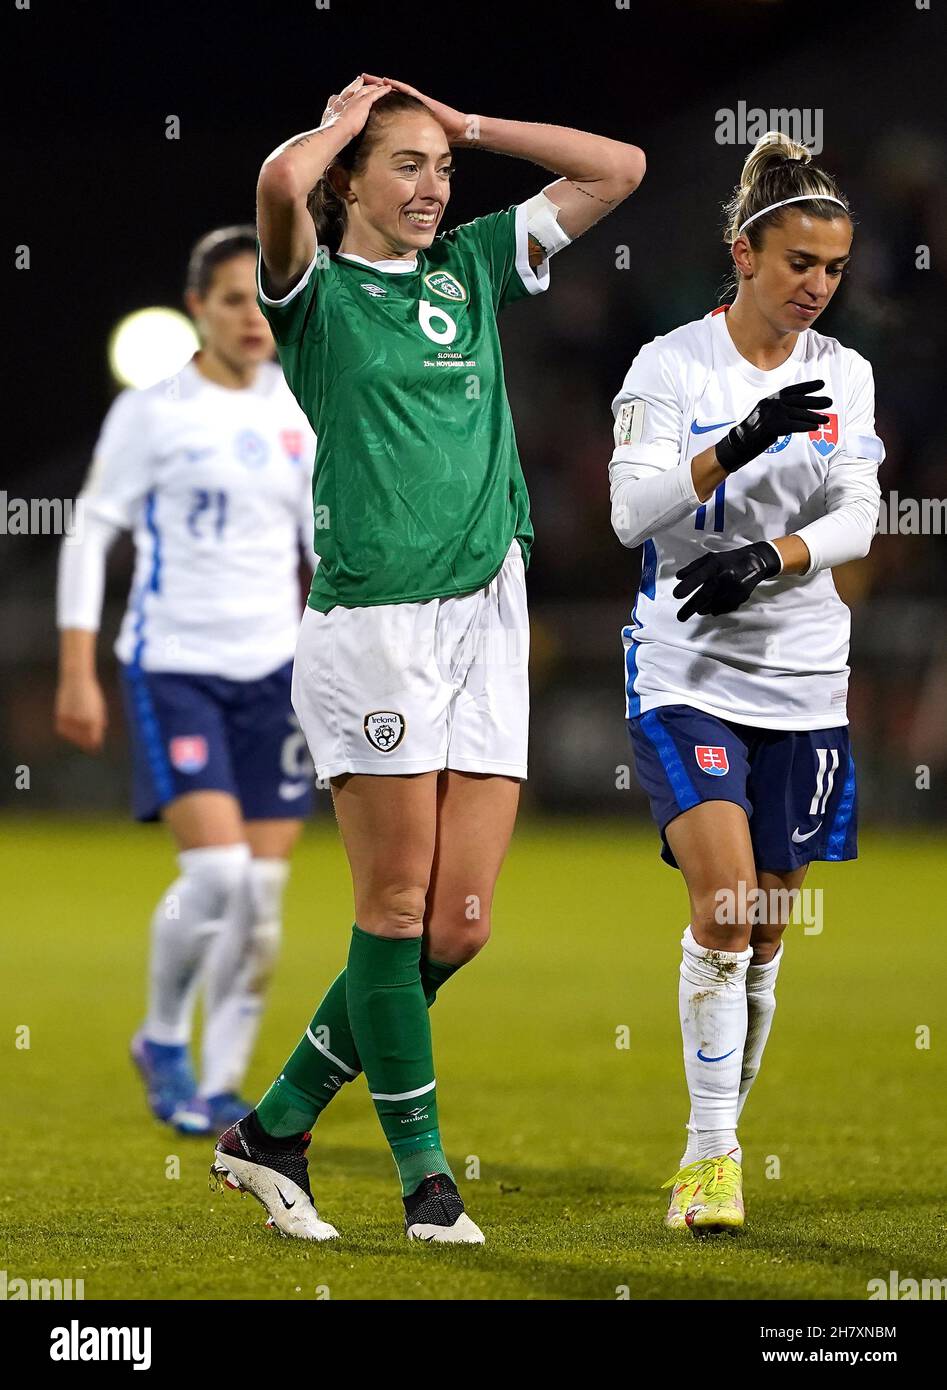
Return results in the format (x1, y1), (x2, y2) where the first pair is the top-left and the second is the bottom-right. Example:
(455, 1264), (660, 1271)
(257, 242), (320, 307)
(513, 202), (550, 295)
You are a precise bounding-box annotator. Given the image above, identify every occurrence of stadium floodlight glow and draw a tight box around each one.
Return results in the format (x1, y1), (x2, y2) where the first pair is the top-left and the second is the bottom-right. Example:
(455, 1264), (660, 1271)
(108, 308), (199, 389)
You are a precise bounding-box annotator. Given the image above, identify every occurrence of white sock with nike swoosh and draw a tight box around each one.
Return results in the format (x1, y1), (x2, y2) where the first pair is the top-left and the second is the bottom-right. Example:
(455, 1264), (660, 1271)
(678, 926), (752, 1164)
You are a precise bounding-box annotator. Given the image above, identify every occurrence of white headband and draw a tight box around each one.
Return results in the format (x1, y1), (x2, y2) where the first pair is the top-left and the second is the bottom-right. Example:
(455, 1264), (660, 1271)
(738, 194), (848, 236)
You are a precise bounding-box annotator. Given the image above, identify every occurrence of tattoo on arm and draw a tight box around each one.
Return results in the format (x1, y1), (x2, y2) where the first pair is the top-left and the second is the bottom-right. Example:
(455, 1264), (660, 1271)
(565, 179), (619, 206)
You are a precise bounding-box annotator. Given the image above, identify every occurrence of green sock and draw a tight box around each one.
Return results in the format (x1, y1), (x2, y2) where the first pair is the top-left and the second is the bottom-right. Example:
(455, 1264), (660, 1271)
(346, 924), (452, 1195)
(255, 970), (358, 1137)
(255, 955), (460, 1140)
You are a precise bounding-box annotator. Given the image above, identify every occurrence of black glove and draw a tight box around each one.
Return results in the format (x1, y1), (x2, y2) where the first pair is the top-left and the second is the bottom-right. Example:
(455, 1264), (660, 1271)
(715, 379), (833, 473)
(674, 541), (782, 621)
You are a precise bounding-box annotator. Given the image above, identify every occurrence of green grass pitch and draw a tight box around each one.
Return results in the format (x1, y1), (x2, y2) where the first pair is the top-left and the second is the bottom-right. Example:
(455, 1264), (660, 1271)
(2, 817), (944, 1300)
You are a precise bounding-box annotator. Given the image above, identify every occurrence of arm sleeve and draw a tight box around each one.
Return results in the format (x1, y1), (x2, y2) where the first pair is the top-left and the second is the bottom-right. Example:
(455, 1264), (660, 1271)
(257, 239), (323, 346)
(56, 512), (123, 630)
(78, 388), (154, 527)
(793, 356), (884, 573)
(55, 388), (152, 629)
(608, 340), (700, 549)
(447, 204), (550, 312)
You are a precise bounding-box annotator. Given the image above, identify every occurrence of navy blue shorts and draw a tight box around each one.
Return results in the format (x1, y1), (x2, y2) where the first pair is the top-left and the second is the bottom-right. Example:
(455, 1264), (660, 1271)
(119, 660), (315, 823)
(627, 703), (856, 871)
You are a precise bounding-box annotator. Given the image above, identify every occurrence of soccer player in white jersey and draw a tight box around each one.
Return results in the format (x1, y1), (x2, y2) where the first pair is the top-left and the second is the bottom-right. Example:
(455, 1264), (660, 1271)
(55, 227), (318, 1136)
(209, 74), (645, 1244)
(609, 133), (884, 1235)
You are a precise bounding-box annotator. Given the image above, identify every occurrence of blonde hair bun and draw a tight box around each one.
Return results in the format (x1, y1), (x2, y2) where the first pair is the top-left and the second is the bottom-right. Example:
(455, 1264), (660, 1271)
(740, 132), (812, 193)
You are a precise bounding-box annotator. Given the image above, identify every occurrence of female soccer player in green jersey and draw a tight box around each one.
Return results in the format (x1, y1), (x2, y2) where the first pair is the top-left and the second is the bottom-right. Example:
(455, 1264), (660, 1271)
(212, 73), (645, 1242)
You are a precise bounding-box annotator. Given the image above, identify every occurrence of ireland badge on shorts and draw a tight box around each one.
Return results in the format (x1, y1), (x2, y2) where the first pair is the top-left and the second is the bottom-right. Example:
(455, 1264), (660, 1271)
(363, 711), (406, 753)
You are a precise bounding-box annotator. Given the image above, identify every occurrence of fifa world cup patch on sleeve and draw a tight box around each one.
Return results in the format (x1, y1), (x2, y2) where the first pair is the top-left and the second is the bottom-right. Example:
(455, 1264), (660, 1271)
(614, 399), (647, 448)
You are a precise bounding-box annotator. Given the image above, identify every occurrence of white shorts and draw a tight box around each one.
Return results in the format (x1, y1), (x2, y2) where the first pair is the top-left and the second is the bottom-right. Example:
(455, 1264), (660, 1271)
(292, 541), (529, 780)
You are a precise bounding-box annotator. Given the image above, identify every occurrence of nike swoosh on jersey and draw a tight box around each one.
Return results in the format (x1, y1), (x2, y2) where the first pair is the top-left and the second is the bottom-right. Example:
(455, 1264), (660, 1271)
(696, 1047), (737, 1063)
(791, 822), (823, 843)
(690, 419), (736, 434)
(278, 780), (309, 799)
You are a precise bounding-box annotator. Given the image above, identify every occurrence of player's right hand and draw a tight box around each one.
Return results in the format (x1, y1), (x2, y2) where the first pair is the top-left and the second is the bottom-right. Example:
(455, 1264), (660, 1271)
(54, 675), (108, 753)
(319, 75), (392, 141)
(715, 380), (833, 474)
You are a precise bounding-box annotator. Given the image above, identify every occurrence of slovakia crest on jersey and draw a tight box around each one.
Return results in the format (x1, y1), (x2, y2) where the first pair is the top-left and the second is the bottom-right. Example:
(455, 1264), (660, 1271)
(280, 429), (303, 464)
(695, 745), (729, 776)
(235, 429), (269, 469)
(169, 735), (209, 774)
(808, 413), (839, 457)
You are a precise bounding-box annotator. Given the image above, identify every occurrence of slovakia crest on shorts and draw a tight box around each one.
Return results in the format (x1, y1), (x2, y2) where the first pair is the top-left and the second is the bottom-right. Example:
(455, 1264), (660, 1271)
(808, 413), (839, 457)
(169, 735), (209, 774)
(280, 429), (303, 464)
(695, 745), (729, 776)
(363, 711), (405, 753)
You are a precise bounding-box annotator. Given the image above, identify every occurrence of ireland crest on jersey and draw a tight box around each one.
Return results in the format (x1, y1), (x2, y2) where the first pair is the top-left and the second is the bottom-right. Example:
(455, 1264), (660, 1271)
(424, 270), (467, 303)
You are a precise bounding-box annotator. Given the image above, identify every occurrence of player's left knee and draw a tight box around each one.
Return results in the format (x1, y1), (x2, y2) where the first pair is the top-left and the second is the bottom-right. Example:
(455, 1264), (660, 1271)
(750, 932), (784, 965)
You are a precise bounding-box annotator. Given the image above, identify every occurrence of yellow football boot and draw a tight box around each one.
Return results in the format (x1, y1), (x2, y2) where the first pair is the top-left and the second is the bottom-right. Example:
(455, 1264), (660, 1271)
(662, 1161), (704, 1231)
(661, 1154), (744, 1236)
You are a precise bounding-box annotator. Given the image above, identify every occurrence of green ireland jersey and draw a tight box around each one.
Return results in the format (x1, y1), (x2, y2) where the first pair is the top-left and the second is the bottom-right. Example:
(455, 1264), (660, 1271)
(257, 204), (550, 613)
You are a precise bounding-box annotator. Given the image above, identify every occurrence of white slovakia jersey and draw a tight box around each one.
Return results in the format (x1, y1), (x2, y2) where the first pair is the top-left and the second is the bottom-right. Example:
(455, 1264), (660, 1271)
(611, 307), (884, 730)
(78, 359), (316, 680)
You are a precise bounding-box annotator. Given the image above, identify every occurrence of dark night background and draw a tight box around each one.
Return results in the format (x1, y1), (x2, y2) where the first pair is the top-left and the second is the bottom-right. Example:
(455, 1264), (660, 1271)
(4, 0), (946, 817)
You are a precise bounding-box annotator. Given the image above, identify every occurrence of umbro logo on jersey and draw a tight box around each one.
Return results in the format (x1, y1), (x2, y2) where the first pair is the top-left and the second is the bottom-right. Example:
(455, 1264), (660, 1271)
(359, 282), (387, 297)
(424, 269), (467, 303)
(363, 711), (406, 753)
(690, 419), (735, 435)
